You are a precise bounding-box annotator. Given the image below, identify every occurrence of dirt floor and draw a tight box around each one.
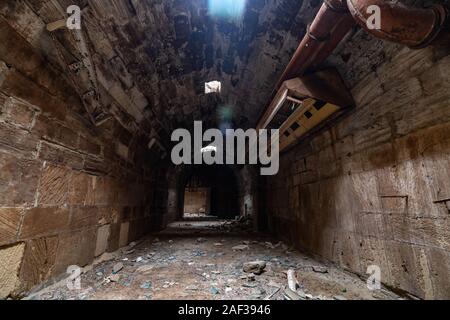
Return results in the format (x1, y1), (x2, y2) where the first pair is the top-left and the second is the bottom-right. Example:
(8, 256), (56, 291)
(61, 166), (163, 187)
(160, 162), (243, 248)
(26, 220), (400, 300)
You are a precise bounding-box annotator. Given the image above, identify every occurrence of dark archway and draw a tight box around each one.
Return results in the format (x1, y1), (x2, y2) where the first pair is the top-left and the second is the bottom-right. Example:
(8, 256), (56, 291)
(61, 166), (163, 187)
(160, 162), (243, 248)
(182, 165), (240, 219)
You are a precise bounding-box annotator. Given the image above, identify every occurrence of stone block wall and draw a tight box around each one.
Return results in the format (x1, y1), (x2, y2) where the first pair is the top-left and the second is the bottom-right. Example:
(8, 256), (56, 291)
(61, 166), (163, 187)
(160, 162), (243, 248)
(184, 188), (210, 215)
(0, 23), (156, 299)
(265, 45), (450, 299)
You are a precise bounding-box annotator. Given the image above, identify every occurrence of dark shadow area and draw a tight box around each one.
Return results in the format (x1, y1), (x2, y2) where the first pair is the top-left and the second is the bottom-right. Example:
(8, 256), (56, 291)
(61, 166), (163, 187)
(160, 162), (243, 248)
(182, 165), (240, 220)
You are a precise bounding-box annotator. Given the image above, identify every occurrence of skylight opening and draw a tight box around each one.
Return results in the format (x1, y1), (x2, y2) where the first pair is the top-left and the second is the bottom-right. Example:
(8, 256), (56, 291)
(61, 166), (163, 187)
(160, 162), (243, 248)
(208, 0), (247, 19)
(205, 80), (222, 94)
(201, 145), (217, 154)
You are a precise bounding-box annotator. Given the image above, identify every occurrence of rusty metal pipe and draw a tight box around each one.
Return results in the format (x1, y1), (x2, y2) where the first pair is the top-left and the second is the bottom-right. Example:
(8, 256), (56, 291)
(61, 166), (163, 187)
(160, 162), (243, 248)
(257, 0), (354, 127)
(275, 0), (449, 91)
(274, 0), (355, 90)
(258, 0), (449, 127)
(347, 0), (449, 48)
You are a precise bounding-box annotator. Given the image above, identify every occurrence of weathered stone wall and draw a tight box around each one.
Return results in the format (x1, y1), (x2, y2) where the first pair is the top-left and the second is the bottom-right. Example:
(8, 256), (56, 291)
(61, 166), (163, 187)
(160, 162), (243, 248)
(184, 188), (210, 215)
(0, 25), (156, 299)
(265, 45), (450, 299)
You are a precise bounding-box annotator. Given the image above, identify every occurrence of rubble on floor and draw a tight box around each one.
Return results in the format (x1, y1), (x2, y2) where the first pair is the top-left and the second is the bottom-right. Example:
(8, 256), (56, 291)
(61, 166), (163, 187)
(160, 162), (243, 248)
(243, 261), (266, 275)
(26, 221), (401, 301)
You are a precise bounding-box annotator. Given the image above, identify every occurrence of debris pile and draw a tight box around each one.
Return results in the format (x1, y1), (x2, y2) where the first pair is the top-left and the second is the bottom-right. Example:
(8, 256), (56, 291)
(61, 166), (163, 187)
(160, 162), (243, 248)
(243, 261), (267, 275)
(26, 221), (400, 301)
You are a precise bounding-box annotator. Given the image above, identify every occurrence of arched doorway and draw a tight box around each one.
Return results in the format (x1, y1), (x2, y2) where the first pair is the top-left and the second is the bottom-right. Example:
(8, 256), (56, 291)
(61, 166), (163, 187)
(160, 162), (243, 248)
(182, 165), (239, 219)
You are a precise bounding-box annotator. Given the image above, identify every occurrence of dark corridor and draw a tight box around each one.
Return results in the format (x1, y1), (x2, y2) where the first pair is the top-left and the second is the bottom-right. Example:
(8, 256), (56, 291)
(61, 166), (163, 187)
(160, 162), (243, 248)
(183, 165), (240, 219)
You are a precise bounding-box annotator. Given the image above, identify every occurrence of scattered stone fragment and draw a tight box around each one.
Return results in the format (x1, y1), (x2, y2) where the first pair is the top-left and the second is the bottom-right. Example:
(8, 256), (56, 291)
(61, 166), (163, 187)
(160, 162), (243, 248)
(125, 249), (135, 255)
(121, 277), (133, 287)
(113, 262), (124, 274)
(140, 281), (152, 289)
(268, 280), (281, 288)
(197, 238), (206, 243)
(192, 250), (206, 257)
(136, 265), (154, 274)
(305, 293), (314, 299)
(94, 252), (116, 265)
(287, 269), (299, 291)
(373, 291), (389, 299)
(210, 287), (220, 295)
(214, 243), (223, 247)
(232, 244), (249, 251)
(333, 295), (347, 300)
(135, 257), (143, 263)
(284, 288), (303, 300)
(109, 274), (121, 283)
(312, 266), (328, 274)
(265, 242), (275, 249)
(255, 288), (266, 296)
(265, 287), (281, 300)
(82, 265), (93, 274)
(297, 289), (307, 299)
(243, 261), (266, 275)
(185, 285), (199, 291)
(241, 273), (256, 282)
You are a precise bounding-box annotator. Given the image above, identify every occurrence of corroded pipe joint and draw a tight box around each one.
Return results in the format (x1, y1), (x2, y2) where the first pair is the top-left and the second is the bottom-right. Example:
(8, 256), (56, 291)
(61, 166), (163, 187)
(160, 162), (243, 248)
(347, 0), (450, 48)
(307, 23), (331, 42)
(307, 0), (352, 42)
(413, 3), (449, 48)
(428, 3), (450, 48)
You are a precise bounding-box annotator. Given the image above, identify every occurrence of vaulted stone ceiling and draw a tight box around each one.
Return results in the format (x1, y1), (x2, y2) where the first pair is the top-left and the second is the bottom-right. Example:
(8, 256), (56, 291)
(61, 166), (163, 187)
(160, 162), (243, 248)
(2, 0), (325, 141)
(84, 0), (322, 131)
